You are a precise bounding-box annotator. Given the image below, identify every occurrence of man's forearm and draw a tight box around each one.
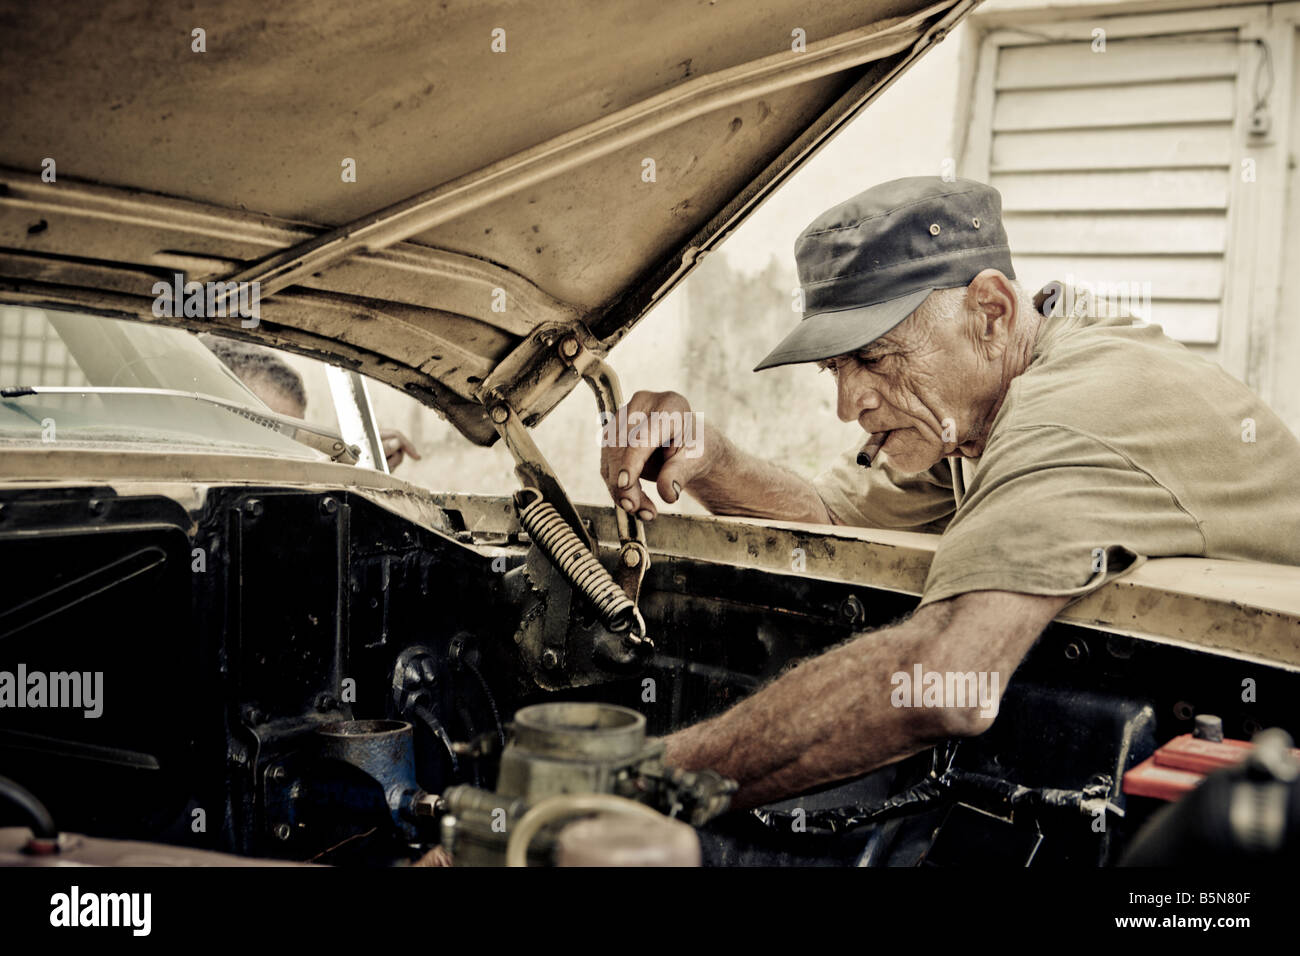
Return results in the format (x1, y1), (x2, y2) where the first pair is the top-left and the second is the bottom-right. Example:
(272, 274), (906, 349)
(687, 426), (836, 524)
(662, 605), (955, 809)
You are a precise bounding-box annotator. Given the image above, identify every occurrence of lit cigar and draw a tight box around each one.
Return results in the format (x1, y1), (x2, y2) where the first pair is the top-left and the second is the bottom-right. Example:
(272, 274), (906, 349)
(856, 431), (889, 468)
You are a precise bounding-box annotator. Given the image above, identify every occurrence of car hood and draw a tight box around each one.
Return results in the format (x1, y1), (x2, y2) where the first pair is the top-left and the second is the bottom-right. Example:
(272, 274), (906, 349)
(0, 0), (974, 444)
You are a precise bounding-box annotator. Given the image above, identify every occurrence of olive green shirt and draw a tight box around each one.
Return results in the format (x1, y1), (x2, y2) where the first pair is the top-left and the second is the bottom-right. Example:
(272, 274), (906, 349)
(813, 302), (1300, 608)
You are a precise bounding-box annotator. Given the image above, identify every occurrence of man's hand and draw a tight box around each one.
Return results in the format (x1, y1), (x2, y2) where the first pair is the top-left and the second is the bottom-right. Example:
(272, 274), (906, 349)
(600, 390), (834, 524)
(663, 589), (1072, 809)
(600, 390), (723, 521)
(381, 429), (421, 471)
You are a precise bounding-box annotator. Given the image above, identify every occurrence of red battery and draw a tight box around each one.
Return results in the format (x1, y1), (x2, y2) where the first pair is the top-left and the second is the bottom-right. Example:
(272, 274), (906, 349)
(1123, 732), (1300, 801)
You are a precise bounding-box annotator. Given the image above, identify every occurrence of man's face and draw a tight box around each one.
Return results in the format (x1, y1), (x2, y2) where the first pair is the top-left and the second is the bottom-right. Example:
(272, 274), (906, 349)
(819, 289), (993, 473)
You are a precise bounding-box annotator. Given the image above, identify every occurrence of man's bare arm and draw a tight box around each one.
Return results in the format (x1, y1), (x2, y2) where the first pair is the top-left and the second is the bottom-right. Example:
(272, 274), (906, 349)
(601, 390), (836, 525)
(683, 425), (835, 524)
(663, 589), (1072, 809)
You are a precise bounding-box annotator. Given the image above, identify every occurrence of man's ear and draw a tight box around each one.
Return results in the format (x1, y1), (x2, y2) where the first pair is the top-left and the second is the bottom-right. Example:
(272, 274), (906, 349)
(965, 270), (1018, 352)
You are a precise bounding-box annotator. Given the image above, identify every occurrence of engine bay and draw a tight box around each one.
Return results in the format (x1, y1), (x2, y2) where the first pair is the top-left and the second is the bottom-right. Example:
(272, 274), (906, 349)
(2, 480), (1297, 867)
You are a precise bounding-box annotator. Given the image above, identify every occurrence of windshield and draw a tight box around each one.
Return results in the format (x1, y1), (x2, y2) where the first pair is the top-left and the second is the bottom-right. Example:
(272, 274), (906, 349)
(0, 305), (329, 459)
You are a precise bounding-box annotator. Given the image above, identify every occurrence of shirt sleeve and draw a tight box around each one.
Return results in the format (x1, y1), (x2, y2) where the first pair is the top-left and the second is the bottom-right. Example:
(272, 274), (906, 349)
(812, 443), (957, 533)
(917, 424), (1207, 608)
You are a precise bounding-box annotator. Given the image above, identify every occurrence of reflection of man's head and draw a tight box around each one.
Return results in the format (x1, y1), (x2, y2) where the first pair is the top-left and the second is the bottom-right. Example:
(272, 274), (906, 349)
(202, 336), (307, 419)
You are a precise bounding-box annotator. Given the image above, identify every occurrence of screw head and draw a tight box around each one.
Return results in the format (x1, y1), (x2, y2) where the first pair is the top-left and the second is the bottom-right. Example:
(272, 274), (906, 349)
(273, 823), (291, 841)
(838, 594), (864, 624)
(541, 649), (560, 670)
(320, 497), (338, 515)
(560, 337), (580, 359)
(490, 405), (510, 424)
(243, 498), (263, 517)
(622, 548), (641, 568)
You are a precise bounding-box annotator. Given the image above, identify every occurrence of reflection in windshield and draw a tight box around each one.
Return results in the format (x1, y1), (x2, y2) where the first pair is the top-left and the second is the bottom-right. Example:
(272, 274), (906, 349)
(0, 306), (324, 458)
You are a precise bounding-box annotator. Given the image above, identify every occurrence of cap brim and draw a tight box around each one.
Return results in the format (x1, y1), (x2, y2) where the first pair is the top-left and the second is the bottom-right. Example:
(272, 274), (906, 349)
(753, 287), (934, 372)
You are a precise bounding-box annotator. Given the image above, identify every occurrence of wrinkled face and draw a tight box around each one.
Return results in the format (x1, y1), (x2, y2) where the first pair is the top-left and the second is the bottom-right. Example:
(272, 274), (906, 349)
(818, 291), (994, 473)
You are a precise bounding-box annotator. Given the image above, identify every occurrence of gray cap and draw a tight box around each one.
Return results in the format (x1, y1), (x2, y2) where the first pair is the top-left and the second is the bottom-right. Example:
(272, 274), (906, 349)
(754, 177), (1015, 371)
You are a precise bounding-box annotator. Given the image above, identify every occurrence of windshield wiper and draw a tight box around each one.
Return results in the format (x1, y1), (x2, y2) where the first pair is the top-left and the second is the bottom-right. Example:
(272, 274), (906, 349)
(0, 385), (361, 464)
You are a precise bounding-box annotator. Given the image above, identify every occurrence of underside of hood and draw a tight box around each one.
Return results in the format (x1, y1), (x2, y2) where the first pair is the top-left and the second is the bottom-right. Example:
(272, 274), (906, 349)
(0, 0), (974, 444)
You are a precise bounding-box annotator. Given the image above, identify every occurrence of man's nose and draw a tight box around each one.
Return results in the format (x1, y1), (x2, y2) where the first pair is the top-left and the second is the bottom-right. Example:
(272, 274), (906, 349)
(836, 368), (880, 423)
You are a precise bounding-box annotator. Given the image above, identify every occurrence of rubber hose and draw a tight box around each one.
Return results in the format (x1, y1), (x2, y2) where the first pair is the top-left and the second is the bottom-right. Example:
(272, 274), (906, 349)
(505, 792), (663, 868)
(0, 775), (56, 839)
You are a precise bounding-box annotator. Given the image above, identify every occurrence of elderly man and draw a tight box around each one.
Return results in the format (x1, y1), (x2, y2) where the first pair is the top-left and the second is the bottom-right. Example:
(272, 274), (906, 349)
(601, 177), (1300, 810)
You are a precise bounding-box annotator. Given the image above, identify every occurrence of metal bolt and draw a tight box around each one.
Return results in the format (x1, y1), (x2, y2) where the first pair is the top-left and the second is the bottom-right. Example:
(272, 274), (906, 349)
(559, 337), (580, 359)
(88, 498), (105, 516)
(267, 766), (286, 780)
(320, 497), (338, 515)
(1105, 635), (1134, 659)
(490, 405), (510, 424)
(541, 649), (560, 670)
(622, 548), (641, 568)
(243, 498), (263, 518)
(1194, 714), (1224, 742)
(838, 595), (865, 625)
(1063, 642), (1082, 660)
(273, 823), (291, 841)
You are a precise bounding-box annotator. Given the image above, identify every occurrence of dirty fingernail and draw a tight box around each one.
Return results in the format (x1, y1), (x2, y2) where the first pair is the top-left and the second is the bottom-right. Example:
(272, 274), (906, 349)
(620, 498), (635, 513)
(671, 480), (681, 500)
(637, 509), (654, 521)
(617, 469), (630, 488)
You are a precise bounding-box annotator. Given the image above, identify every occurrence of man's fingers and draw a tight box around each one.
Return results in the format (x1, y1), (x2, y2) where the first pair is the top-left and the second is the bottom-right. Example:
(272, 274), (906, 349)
(600, 391), (697, 519)
(382, 429), (420, 457)
(603, 432), (659, 512)
(656, 447), (701, 505)
(379, 429), (421, 471)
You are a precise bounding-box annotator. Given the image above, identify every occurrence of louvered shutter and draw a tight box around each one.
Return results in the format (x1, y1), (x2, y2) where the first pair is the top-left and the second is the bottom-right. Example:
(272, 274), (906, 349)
(978, 32), (1243, 347)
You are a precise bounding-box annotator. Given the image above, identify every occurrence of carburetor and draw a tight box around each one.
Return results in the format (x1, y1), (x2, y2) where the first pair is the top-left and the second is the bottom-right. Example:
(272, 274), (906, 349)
(438, 702), (734, 866)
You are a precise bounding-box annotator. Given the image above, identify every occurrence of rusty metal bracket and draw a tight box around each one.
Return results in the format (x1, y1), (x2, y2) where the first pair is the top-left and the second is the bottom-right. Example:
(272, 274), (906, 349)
(484, 396), (594, 554)
(478, 332), (650, 648)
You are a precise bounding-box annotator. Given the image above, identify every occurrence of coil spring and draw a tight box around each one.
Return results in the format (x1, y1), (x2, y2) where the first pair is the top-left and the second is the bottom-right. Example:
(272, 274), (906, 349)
(515, 490), (640, 635)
